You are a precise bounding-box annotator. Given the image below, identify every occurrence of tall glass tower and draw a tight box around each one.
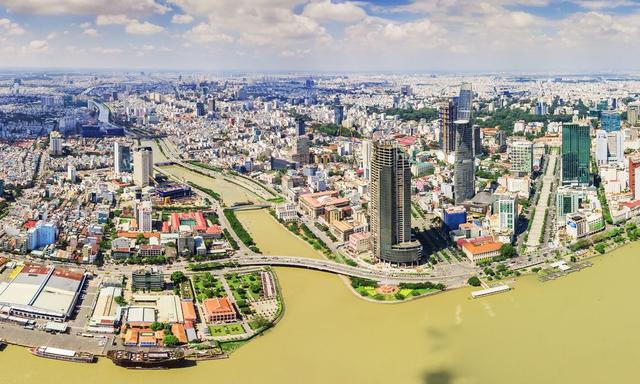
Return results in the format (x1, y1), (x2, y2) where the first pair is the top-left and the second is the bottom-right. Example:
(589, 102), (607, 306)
(454, 120), (475, 203)
(562, 123), (591, 186)
(370, 140), (422, 264)
(439, 99), (457, 156)
(600, 110), (621, 133)
(456, 82), (473, 121)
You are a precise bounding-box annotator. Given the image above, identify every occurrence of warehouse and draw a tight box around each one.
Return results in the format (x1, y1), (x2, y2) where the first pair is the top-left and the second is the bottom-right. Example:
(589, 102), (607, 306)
(0, 264), (86, 321)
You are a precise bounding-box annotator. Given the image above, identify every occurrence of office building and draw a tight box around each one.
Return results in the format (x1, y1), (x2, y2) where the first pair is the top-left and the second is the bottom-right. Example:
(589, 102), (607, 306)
(138, 201), (153, 232)
(195, 102), (205, 117)
(535, 101), (548, 115)
(601, 110), (621, 133)
(456, 83), (473, 121)
(561, 123), (591, 186)
(439, 99), (457, 156)
(628, 101), (640, 126)
(508, 139), (533, 176)
(594, 130), (608, 165)
(493, 191), (518, 232)
(292, 119), (309, 165)
(361, 140), (372, 180)
(607, 131), (623, 164)
(133, 146), (153, 187)
(454, 120), (475, 203)
(334, 105), (344, 126)
(50, 131), (63, 156)
(132, 268), (164, 291)
(629, 157), (640, 200)
(114, 142), (132, 174)
(67, 164), (77, 183)
(0, 179), (4, 196)
(369, 140), (422, 264)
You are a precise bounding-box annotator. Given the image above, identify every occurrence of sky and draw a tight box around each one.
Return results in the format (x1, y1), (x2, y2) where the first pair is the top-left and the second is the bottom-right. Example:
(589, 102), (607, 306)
(0, 0), (639, 73)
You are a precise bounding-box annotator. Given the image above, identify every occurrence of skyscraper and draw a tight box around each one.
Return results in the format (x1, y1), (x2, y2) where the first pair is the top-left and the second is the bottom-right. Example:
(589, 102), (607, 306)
(439, 99), (457, 156)
(361, 140), (372, 180)
(561, 123), (591, 186)
(369, 140), (422, 264)
(114, 142), (132, 174)
(133, 146), (154, 187)
(628, 101), (640, 126)
(454, 120), (475, 203)
(334, 105), (344, 126)
(456, 83), (473, 121)
(292, 118), (309, 165)
(50, 131), (63, 156)
(138, 201), (153, 232)
(600, 110), (621, 132)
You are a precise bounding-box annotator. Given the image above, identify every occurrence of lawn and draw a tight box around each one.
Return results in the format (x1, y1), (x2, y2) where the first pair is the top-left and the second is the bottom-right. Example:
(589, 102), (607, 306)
(209, 323), (245, 336)
(225, 272), (263, 301)
(192, 272), (225, 302)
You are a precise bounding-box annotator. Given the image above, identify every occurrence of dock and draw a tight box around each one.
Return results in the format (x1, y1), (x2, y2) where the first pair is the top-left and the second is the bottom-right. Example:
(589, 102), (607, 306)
(471, 285), (511, 299)
(539, 260), (593, 282)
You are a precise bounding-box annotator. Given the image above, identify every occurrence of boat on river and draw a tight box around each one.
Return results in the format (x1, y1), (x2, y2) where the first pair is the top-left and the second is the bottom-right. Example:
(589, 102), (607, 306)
(107, 349), (186, 369)
(30, 346), (95, 363)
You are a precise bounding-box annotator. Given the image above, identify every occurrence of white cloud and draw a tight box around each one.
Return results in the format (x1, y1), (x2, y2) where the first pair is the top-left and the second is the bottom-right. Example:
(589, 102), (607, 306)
(96, 14), (164, 35)
(302, 1), (367, 23)
(83, 28), (99, 37)
(0, 18), (25, 35)
(171, 14), (194, 24)
(125, 20), (164, 35)
(91, 47), (123, 54)
(0, 0), (168, 15)
(96, 14), (131, 25)
(26, 39), (48, 52)
(184, 23), (234, 44)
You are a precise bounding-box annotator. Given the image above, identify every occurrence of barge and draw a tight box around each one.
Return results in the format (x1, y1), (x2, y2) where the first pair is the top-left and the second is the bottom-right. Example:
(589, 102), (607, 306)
(30, 346), (95, 363)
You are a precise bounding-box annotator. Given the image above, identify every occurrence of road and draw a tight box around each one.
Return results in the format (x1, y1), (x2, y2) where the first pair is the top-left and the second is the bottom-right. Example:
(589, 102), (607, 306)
(527, 153), (558, 250)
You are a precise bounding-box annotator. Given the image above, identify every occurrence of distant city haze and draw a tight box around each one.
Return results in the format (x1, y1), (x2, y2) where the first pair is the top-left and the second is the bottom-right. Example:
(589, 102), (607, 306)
(0, 0), (639, 72)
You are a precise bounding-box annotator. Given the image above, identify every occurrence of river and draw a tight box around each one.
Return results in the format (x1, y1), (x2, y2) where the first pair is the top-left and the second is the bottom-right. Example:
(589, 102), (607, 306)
(4, 141), (640, 383)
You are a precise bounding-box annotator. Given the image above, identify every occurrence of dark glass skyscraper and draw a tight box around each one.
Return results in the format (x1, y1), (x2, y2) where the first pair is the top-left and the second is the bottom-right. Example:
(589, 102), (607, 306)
(439, 99), (457, 156)
(600, 110), (621, 133)
(456, 82), (473, 121)
(370, 140), (422, 264)
(454, 119), (475, 203)
(562, 123), (591, 186)
(334, 105), (344, 126)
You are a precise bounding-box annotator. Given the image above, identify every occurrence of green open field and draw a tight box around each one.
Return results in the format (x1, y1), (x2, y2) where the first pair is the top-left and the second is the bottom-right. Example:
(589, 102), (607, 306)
(209, 323), (245, 336)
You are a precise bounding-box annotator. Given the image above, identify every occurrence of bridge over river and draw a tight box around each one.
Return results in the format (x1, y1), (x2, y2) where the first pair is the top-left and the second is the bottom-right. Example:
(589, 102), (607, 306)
(230, 255), (474, 286)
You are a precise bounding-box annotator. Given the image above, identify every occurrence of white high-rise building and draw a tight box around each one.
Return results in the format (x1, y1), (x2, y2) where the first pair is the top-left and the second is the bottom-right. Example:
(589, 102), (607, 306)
(67, 164), (77, 183)
(607, 131), (623, 164)
(595, 130), (608, 165)
(138, 201), (153, 232)
(361, 140), (372, 180)
(50, 131), (63, 156)
(507, 139), (533, 176)
(133, 146), (153, 187)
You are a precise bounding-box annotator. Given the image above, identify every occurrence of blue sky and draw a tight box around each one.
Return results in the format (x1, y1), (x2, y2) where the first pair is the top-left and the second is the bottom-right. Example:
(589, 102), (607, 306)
(0, 0), (639, 72)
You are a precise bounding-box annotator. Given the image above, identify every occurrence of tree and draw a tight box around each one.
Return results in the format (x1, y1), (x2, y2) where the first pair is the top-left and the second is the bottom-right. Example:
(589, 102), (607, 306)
(163, 334), (180, 347)
(170, 271), (186, 285)
(468, 276), (482, 287)
(150, 322), (164, 331)
(500, 243), (517, 258)
(594, 243), (606, 254)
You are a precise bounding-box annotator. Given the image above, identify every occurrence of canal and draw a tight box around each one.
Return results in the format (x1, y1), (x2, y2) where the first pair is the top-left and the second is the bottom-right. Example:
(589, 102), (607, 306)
(4, 140), (640, 383)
